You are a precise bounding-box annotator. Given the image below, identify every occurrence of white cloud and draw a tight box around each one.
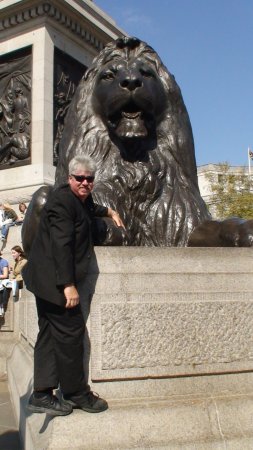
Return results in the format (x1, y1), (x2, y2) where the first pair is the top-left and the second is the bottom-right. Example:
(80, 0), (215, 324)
(123, 9), (152, 26)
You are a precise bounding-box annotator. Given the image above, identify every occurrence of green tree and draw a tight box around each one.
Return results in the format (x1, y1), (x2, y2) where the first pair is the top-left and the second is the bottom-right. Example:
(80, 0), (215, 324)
(205, 162), (253, 219)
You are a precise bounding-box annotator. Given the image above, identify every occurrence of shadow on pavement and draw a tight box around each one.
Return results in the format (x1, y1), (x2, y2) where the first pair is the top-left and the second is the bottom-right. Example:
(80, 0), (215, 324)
(0, 430), (22, 450)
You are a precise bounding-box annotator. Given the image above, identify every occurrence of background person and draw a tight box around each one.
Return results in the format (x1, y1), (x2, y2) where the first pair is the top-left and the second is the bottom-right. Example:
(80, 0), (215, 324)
(0, 250), (9, 316)
(0, 206), (4, 244)
(23, 155), (124, 417)
(17, 202), (27, 223)
(0, 203), (18, 241)
(10, 245), (27, 293)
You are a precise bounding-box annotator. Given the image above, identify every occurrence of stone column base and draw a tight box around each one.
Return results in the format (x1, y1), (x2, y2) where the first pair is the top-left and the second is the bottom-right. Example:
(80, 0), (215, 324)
(8, 342), (253, 450)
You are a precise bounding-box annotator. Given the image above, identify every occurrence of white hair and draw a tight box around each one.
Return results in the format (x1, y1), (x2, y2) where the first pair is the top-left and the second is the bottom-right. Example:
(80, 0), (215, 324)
(68, 156), (97, 175)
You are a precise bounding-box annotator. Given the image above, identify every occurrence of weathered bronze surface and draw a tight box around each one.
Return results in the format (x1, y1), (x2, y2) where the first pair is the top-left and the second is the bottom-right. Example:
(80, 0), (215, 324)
(22, 37), (253, 252)
(54, 37), (210, 246)
(0, 47), (31, 168)
(188, 217), (253, 247)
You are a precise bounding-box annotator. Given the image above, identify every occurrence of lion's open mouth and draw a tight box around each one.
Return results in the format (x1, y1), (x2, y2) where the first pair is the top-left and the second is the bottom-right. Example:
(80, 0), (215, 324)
(108, 111), (144, 127)
(107, 102), (153, 139)
(122, 111), (141, 119)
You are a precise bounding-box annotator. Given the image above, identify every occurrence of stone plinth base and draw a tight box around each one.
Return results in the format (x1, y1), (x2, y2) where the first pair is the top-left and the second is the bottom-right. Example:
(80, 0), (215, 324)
(7, 247), (253, 449)
(8, 342), (253, 450)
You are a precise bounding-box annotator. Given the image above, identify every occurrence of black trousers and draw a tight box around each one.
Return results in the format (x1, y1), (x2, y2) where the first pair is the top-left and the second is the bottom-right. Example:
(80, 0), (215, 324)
(34, 297), (87, 395)
(0, 288), (10, 308)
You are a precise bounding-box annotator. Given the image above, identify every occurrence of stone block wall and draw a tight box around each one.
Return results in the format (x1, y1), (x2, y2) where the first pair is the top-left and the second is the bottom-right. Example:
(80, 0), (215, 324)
(19, 247), (253, 398)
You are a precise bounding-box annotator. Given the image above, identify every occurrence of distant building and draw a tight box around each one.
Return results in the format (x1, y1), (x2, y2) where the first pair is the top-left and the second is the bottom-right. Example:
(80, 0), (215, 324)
(197, 164), (249, 217)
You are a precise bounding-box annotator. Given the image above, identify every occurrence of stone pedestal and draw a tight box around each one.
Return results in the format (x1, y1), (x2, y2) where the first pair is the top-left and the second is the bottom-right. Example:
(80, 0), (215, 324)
(7, 247), (253, 449)
(0, 0), (124, 204)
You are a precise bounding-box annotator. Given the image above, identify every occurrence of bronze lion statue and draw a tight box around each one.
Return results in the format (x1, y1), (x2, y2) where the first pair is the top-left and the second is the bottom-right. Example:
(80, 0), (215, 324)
(22, 37), (253, 252)
(54, 36), (210, 246)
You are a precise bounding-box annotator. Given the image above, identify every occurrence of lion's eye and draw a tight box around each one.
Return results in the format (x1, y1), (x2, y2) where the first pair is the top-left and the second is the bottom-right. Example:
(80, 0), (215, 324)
(100, 72), (115, 81)
(139, 68), (154, 78)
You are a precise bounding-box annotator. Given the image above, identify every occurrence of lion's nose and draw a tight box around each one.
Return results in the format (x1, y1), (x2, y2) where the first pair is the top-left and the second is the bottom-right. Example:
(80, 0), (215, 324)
(120, 76), (142, 91)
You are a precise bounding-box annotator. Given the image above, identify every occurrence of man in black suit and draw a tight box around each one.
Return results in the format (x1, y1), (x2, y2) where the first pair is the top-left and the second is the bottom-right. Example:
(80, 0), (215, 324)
(23, 155), (124, 416)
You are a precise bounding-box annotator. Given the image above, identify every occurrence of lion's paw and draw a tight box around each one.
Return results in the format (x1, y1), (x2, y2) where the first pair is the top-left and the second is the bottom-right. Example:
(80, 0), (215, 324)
(188, 217), (253, 247)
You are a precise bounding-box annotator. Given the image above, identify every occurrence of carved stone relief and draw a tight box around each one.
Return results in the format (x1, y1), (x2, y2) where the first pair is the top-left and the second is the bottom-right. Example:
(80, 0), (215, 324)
(53, 49), (86, 166)
(0, 47), (31, 169)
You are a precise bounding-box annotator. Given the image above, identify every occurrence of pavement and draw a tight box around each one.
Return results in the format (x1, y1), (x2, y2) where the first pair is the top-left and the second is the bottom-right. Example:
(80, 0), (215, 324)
(0, 375), (22, 450)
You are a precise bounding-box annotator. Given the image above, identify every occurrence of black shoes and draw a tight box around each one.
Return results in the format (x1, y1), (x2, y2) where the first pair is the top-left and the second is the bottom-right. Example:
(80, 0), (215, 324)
(63, 390), (108, 413)
(27, 390), (108, 415)
(27, 392), (73, 416)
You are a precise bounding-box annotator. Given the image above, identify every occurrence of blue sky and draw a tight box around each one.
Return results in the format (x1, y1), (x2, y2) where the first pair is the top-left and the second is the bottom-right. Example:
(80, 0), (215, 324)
(94, 0), (252, 167)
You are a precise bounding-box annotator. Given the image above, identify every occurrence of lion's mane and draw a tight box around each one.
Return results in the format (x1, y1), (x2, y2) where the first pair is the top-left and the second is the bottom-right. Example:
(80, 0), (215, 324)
(55, 38), (210, 246)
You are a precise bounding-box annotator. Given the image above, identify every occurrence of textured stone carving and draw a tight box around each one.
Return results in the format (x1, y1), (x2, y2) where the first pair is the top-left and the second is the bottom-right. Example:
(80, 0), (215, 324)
(100, 302), (253, 370)
(53, 49), (86, 165)
(0, 48), (31, 168)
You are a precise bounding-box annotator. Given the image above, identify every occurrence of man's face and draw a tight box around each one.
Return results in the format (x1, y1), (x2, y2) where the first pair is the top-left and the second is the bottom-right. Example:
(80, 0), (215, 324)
(68, 168), (95, 201)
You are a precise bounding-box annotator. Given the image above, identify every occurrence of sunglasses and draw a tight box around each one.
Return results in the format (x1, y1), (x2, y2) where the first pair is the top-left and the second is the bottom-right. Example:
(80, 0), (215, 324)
(71, 174), (95, 183)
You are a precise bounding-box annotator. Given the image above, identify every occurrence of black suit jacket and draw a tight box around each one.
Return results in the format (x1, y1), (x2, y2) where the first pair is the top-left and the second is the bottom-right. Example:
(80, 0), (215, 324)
(22, 184), (107, 306)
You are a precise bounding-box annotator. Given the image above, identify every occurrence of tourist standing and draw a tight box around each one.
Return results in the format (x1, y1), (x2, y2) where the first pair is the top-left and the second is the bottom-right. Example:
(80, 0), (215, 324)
(23, 155), (124, 416)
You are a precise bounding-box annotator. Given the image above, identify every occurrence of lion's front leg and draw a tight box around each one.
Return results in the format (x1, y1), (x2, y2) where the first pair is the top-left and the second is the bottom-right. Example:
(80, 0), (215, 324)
(188, 217), (253, 247)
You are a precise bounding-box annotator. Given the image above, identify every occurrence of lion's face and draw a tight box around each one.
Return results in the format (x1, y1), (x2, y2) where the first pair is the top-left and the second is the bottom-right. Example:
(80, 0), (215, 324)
(92, 56), (167, 141)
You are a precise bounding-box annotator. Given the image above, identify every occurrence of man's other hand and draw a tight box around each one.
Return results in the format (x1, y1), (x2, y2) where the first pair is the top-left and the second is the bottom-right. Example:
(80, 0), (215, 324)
(64, 284), (79, 308)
